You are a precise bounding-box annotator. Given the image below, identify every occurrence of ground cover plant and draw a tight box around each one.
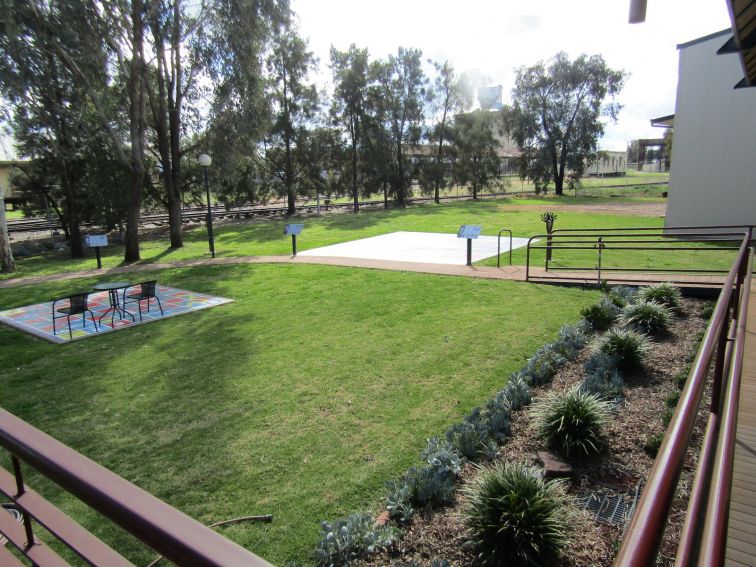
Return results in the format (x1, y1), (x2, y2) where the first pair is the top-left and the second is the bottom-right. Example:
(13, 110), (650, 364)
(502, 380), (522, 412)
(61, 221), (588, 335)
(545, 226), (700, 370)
(0, 263), (599, 564)
(3, 195), (735, 281)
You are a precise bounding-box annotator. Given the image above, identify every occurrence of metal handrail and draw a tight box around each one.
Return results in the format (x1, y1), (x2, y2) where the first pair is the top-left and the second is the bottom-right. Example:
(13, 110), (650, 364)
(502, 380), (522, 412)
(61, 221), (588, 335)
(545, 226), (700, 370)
(0, 408), (271, 566)
(497, 228), (513, 267)
(525, 230), (746, 283)
(614, 232), (752, 566)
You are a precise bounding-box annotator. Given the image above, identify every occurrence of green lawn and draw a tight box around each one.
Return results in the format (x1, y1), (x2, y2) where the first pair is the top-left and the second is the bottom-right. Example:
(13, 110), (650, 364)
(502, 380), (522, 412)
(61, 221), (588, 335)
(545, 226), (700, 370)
(0, 263), (599, 564)
(5, 194), (735, 282)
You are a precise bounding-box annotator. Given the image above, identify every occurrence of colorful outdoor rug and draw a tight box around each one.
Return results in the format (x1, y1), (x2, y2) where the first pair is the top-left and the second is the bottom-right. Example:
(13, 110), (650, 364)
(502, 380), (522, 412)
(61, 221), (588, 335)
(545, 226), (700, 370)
(0, 286), (233, 344)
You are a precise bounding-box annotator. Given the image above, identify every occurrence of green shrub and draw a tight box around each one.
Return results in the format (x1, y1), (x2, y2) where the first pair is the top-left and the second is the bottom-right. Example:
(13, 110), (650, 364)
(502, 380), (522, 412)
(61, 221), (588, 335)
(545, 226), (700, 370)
(665, 389), (680, 409)
(523, 345), (566, 385)
(580, 353), (624, 400)
(637, 282), (682, 310)
(699, 301), (715, 320)
(532, 386), (611, 458)
(644, 432), (664, 457)
(595, 329), (650, 371)
(404, 464), (457, 506)
(621, 300), (674, 335)
(315, 513), (398, 566)
(385, 481), (413, 524)
(462, 462), (570, 566)
(445, 418), (497, 461)
(675, 364), (691, 389)
(502, 373), (532, 410)
(483, 394), (512, 443)
(581, 297), (620, 331)
(662, 406), (675, 427)
(608, 285), (637, 307)
(551, 323), (588, 360)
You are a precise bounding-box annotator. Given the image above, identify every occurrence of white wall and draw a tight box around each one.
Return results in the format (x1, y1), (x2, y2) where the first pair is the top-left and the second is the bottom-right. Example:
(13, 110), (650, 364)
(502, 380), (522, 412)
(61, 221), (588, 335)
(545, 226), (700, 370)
(665, 32), (756, 230)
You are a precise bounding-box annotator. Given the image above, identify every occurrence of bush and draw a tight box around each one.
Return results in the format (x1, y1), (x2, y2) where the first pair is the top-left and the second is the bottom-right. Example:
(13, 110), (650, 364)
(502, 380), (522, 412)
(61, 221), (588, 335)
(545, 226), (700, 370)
(483, 393), (512, 443)
(532, 386), (611, 458)
(502, 373), (532, 410)
(662, 406), (675, 427)
(445, 417), (497, 461)
(595, 329), (650, 371)
(421, 437), (462, 476)
(621, 300), (674, 336)
(385, 481), (414, 524)
(551, 323), (588, 361)
(315, 513), (398, 566)
(608, 285), (637, 308)
(581, 297), (620, 331)
(580, 353), (624, 400)
(644, 432), (664, 457)
(462, 462), (570, 566)
(523, 345), (566, 385)
(637, 282), (682, 310)
(699, 301), (715, 320)
(404, 464), (457, 507)
(665, 389), (680, 409)
(675, 364), (691, 389)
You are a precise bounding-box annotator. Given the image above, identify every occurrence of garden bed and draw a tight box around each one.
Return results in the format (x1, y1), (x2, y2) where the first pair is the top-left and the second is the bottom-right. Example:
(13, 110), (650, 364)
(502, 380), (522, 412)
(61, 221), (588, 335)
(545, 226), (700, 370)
(354, 294), (711, 567)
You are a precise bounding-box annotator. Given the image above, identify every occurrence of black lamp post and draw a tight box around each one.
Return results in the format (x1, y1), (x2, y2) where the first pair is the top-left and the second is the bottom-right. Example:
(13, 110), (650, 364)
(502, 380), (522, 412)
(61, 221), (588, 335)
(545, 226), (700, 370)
(199, 153), (215, 258)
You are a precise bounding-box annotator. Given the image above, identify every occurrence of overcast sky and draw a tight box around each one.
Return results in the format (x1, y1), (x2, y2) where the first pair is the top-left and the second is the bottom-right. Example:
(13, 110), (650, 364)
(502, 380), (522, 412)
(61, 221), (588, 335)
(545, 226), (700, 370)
(292, 0), (731, 151)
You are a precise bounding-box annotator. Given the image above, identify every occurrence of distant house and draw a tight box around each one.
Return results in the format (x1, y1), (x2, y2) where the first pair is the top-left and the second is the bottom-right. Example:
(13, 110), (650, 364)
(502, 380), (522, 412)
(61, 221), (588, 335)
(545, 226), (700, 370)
(586, 150), (628, 177)
(0, 160), (26, 209)
(664, 29), (756, 229)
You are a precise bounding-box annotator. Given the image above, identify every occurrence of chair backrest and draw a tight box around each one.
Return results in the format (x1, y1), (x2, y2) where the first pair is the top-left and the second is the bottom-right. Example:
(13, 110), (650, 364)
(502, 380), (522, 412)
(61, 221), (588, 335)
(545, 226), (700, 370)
(140, 281), (157, 297)
(68, 293), (90, 313)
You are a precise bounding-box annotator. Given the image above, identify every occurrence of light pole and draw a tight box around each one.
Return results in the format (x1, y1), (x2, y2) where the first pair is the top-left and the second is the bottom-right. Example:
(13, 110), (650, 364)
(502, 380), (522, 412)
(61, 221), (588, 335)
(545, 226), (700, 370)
(198, 153), (215, 258)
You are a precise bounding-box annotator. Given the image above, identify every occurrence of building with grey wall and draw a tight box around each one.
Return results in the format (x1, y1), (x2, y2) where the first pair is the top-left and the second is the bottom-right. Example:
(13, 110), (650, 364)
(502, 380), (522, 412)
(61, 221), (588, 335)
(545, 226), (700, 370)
(665, 30), (756, 229)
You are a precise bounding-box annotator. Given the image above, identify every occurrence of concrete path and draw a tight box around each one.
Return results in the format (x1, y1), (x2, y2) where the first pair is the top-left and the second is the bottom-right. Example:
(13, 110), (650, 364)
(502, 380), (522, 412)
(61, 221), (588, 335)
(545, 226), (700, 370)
(0, 254), (728, 290)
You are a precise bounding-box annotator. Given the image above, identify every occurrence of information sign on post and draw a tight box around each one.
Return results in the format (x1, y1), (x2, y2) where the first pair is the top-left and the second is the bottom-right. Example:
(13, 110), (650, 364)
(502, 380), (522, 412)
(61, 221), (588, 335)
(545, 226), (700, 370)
(84, 235), (108, 269)
(457, 225), (482, 266)
(284, 224), (304, 256)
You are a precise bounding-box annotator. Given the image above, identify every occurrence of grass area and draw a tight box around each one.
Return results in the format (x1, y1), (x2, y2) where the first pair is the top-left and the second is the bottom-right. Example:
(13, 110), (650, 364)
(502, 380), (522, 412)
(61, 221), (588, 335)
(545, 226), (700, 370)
(4, 209), (26, 219)
(0, 263), (600, 563)
(6, 193), (734, 284)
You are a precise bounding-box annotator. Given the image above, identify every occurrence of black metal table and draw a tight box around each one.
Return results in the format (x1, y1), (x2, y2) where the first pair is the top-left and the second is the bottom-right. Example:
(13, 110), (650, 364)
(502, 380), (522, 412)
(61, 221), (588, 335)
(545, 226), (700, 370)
(92, 282), (135, 327)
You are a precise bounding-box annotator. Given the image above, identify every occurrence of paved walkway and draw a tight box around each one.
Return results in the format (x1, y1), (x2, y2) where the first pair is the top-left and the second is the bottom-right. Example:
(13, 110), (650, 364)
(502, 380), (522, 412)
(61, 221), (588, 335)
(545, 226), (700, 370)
(0, 254), (728, 290)
(726, 287), (756, 566)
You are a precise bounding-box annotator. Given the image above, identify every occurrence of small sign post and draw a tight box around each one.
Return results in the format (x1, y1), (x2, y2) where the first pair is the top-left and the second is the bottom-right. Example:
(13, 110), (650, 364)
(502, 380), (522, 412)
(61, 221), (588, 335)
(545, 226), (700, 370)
(84, 234), (108, 269)
(457, 225), (482, 266)
(284, 224), (304, 256)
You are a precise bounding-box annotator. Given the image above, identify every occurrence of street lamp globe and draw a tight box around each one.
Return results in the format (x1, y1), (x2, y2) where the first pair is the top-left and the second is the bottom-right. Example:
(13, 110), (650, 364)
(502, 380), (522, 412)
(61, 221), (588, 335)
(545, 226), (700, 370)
(198, 153), (212, 168)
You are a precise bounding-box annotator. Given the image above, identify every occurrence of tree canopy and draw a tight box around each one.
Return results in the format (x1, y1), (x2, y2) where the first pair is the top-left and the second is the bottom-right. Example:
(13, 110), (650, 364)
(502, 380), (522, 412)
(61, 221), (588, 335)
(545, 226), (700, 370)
(510, 52), (626, 195)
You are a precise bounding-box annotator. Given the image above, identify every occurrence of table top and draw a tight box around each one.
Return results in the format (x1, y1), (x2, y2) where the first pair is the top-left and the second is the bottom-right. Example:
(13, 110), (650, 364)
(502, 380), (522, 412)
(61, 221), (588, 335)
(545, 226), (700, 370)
(92, 282), (131, 291)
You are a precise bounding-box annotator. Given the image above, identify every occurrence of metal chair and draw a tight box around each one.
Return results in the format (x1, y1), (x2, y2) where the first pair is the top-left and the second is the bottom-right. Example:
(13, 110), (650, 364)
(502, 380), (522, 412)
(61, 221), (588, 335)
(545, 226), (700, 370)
(122, 281), (164, 321)
(52, 293), (98, 339)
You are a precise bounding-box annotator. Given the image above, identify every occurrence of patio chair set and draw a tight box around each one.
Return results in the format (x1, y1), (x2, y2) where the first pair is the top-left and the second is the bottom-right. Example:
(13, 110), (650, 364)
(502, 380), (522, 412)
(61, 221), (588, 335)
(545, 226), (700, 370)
(52, 280), (164, 339)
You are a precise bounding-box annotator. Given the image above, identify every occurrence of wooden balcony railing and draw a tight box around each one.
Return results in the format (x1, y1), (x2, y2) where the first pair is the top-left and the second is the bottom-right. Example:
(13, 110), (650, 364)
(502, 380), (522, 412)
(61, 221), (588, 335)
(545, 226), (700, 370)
(0, 408), (271, 566)
(614, 231), (753, 566)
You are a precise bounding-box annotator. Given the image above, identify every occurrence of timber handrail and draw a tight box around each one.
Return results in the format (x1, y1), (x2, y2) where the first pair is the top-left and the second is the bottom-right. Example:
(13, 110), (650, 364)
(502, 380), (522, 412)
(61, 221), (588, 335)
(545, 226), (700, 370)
(0, 408), (271, 566)
(614, 231), (753, 566)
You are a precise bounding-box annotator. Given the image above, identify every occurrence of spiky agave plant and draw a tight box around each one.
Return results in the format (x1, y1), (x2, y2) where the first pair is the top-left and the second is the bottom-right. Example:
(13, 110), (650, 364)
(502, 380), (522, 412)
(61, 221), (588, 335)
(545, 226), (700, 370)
(463, 462), (571, 566)
(621, 300), (674, 335)
(532, 386), (612, 458)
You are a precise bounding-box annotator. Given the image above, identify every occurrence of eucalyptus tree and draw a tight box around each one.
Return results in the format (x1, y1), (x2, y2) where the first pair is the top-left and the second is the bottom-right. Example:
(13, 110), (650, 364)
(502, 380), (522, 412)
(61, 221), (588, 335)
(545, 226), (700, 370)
(453, 110), (502, 199)
(0, 1), (112, 258)
(258, 25), (319, 216)
(424, 61), (472, 203)
(368, 47), (427, 207)
(330, 44), (368, 212)
(510, 52), (626, 195)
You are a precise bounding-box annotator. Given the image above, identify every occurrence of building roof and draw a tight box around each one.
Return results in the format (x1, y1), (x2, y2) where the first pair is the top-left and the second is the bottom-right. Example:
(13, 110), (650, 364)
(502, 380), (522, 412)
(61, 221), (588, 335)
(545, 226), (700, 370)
(650, 114), (674, 128)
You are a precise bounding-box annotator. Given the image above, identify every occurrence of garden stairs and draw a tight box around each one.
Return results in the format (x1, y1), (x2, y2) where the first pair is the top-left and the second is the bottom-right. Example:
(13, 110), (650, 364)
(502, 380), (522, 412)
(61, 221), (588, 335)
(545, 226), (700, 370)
(725, 285), (756, 566)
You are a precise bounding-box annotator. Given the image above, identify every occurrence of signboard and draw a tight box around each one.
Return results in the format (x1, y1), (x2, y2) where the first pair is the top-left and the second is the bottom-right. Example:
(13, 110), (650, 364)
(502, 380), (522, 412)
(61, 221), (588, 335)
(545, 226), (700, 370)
(284, 224), (304, 236)
(84, 235), (108, 248)
(457, 225), (482, 239)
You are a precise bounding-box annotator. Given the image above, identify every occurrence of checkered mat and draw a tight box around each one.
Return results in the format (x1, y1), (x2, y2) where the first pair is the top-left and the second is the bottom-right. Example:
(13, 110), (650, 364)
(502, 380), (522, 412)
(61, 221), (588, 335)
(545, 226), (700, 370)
(0, 286), (233, 344)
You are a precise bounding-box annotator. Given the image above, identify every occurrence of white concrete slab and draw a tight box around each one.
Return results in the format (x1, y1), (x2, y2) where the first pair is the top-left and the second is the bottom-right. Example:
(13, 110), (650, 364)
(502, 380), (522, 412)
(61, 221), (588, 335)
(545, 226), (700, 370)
(298, 231), (533, 265)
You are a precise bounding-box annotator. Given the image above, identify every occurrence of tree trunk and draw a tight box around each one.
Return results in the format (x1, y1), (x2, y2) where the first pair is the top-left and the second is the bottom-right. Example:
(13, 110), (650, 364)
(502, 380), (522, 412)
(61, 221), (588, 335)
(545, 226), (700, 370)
(383, 182), (388, 209)
(554, 175), (564, 195)
(60, 172), (83, 258)
(0, 198), (15, 273)
(351, 142), (359, 213)
(396, 142), (406, 207)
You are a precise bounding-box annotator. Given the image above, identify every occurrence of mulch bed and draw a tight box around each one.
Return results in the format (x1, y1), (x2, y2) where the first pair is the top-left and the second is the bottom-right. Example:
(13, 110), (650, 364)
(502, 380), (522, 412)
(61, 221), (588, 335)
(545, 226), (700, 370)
(359, 297), (711, 566)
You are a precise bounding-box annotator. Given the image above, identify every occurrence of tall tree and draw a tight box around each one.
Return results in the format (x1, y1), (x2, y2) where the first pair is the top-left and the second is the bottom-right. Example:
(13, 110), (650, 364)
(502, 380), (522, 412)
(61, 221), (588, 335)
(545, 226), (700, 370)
(0, 195), (14, 272)
(425, 61), (472, 203)
(453, 110), (502, 199)
(510, 52), (625, 195)
(259, 26), (318, 216)
(368, 47), (426, 207)
(330, 44), (368, 213)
